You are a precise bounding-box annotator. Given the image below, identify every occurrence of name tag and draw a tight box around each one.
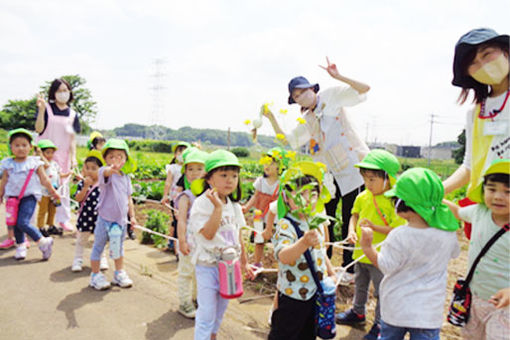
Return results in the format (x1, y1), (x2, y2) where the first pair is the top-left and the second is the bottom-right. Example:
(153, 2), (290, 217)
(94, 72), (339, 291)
(484, 120), (508, 136)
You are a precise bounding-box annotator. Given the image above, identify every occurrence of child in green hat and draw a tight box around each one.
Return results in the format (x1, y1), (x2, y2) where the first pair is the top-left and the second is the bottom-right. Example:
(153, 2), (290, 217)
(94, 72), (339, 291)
(188, 149), (254, 340)
(0, 129), (60, 260)
(444, 159), (510, 339)
(336, 149), (406, 340)
(360, 168), (460, 340)
(88, 138), (138, 290)
(174, 147), (207, 319)
(35, 139), (71, 236)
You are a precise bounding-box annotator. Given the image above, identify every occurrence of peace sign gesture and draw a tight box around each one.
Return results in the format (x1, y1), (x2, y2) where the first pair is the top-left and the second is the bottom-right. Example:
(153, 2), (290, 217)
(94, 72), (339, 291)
(36, 93), (46, 110)
(319, 56), (341, 79)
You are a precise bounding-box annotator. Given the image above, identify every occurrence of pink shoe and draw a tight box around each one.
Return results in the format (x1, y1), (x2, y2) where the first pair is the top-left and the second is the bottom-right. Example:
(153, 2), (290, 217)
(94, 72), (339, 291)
(59, 222), (74, 232)
(0, 239), (15, 249)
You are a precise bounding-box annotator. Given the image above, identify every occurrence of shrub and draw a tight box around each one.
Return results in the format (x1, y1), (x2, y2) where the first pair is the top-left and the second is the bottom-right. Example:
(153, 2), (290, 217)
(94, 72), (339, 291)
(231, 147), (249, 158)
(141, 209), (170, 248)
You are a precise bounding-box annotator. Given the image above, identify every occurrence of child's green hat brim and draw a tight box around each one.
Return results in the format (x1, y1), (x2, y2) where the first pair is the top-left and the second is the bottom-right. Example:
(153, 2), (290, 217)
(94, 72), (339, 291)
(205, 149), (242, 173)
(37, 139), (57, 150)
(384, 168), (458, 232)
(182, 148), (208, 173)
(85, 150), (106, 166)
(355, 149), (400, 179)
(173, 141), (191, 152)
(101, 138), (137, 174)
(468, 159), (510, 203)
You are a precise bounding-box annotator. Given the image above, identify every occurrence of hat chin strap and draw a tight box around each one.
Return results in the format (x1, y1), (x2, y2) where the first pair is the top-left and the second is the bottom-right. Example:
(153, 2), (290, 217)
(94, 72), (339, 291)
(394, 198), (402, 215)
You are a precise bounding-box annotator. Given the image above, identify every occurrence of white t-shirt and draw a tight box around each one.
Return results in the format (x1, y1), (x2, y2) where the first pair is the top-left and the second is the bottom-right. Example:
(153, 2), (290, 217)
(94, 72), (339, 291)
(458, 204), (510, 301)
(188, 194), (245, 265)
(377, 225), (460, 329)
(253, 176), (279, 195)
(165, 163), (182, 200)
(42, 160), (60, 196)
(286, 86), (369, 196)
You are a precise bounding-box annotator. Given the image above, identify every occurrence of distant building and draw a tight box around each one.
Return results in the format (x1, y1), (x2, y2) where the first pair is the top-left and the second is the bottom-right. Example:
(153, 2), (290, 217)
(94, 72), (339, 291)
(396, 146), (421, 158)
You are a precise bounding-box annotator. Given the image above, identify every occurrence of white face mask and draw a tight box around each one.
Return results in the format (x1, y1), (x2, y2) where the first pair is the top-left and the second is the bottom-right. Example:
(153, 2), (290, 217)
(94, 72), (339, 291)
(295, 89), (316, 108)
(176, 154), (183, 163)
(471, 53), (510, 85)
(55, 91), (70, 104)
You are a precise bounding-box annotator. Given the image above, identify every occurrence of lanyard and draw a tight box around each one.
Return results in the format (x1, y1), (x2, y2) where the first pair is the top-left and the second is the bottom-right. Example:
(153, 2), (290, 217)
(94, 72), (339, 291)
(479, 90), (510, 120)
(372, 195), (389, 227)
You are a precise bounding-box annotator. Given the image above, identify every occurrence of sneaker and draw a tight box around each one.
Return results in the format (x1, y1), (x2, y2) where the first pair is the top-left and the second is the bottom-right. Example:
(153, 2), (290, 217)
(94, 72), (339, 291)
(0, 238), (15, 249)
(47, 225), (63, 236)
(178, 302), (197, 319)
(337, 270), (355, 286)
(268, 307), (274, 326)
(112, 270), (133, 288)
(24, 239), (31, 248)
(72, 258), (83, 272)
(89, 272), (111, 290)
(14, 245), (27, 260)
(38, 237), (54, 260)
(59, 222), (74, 232)
(363, 323), (380, 340)
(100, 256), (109, 271)
(335, 309), (366, 325)
(39, 227), (49, 237)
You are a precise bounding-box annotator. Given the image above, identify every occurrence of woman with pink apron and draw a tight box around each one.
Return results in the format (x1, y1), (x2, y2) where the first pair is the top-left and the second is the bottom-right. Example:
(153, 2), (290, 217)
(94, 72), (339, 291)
(35, 78), (79, 232)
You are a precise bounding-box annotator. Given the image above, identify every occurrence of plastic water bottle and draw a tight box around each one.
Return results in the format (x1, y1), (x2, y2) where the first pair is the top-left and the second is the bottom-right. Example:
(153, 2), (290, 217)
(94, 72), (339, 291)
(218, 247), (244, 299)
(108, 223), (123, 259)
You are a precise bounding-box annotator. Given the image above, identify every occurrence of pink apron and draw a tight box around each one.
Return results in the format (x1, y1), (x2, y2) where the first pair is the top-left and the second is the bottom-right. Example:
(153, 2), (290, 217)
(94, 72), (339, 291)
(37, 103), (76, 224)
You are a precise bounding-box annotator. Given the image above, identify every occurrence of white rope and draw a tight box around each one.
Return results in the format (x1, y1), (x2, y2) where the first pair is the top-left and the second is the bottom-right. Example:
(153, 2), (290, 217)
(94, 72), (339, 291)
(133, 224), (179, 242)
(133, 197), (179, 213)
(334, 241), (384, 287)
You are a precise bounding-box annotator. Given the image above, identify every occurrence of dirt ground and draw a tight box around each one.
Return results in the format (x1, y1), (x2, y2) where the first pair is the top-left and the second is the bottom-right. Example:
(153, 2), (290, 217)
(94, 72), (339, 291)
(0, 205), (467, 339)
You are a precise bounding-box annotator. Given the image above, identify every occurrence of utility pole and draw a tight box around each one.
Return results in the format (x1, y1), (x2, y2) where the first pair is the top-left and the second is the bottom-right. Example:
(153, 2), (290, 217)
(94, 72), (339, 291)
(428, 114), (435, 167)
(227, 127), (231, 150)
(149, 58), (167, 140)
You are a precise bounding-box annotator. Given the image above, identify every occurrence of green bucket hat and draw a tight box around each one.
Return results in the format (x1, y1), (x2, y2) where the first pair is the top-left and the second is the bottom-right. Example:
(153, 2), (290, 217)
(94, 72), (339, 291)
(7, 128), (34, 155)
(384, 167), (458, 232)
(37, 139), (57, 150)
(205, 149), (242, 173)
(468, 159), (510, 204)
(181, 148), (208, 189)
(355, 149), (400, 179)
(101, 138), (137, 174)
(173, 141), (191, 153)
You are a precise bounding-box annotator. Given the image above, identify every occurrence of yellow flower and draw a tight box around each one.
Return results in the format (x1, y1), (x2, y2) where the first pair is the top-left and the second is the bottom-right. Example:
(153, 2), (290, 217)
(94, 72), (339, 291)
(296, 117), (306, 125)
(279, 109), (288, 115)
(259, 155), (273, 165)
(276, 133), (286, 141)
(286, 151), (296, 160)
(271, 150), (281, 159)
(263, 102), (273, 114)
(244, 119), (251, 125)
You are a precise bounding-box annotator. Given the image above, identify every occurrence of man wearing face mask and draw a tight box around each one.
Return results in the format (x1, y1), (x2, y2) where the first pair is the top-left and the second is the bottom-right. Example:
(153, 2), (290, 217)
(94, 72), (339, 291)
(263, 57), (371, 285)
(444, 28), (510, 199)
(34, 78), (81, 233)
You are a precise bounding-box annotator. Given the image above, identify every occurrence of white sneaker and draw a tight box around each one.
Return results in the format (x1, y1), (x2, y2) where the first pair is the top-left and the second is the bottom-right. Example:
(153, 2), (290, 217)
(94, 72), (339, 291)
(337, 270), (355, 286)
(112, 270), (133, 288)
(89, 273), (111, 290)
(71, 258), (83, 272)
(178, 302), (196, 319)
(14, 245), (27, 260)
(268, 307), (274, 326)
(99, 256), (109, 271)
(38, 237), (54, 260)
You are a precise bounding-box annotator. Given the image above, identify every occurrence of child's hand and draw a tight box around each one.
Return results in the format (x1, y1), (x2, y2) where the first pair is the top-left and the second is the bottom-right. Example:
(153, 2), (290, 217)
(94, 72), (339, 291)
(160, 196), (170, 206)
(36, 93), (46, 110)
(489, 288), (510, 308)
(319, 56), (341, 79)
(360, 218), (375, 230)
(84, 176), (94, 187)
(302, 229), (320, 248)
(360, 227), (373, 248)
(241, 205), (248, 214)
(205, 189), (223, 209)
(243, 263), (256, 281)
(179, 240), (190, 255)
(260, 104), (273, 118)
(262, 227), (273, 241)
(35, 146), (43, 157)
(111, 162), (123, 172)
(51, 190), (61, 203)
(347, 230), (358, 244)
(130, 217), (137, 228)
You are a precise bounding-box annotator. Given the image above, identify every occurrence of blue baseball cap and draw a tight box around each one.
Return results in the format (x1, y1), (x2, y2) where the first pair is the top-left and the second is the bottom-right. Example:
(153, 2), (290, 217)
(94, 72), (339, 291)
(452, 28), (509, 88)
(288, 76), (320, 104)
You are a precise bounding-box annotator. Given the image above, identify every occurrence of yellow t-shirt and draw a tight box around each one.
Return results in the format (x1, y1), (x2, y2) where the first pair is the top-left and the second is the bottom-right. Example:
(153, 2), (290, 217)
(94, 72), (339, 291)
(351, 189), (406, 264)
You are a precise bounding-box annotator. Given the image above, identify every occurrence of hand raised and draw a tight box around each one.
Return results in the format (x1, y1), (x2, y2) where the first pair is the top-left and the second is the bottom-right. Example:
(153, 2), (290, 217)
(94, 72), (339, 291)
(205, 188), (223, 208)
(319, 56), (341, 79)
(360, 227), (373, 248)
(303, 229), (320, 248)
(36, 93), (46, 110)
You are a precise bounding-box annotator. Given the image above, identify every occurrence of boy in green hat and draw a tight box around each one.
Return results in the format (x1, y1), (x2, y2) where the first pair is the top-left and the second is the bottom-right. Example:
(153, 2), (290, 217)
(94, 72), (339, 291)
(89, 138), (138, 290)
(360, 168), (460, 340)
(35, 139), (70, 236)
(444, 159), (510, 339)
(336, 149), (406, 340)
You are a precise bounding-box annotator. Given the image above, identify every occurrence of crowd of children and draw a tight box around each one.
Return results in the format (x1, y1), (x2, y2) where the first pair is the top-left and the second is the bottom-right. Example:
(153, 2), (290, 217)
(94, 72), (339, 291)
(1, 27), (509, 340)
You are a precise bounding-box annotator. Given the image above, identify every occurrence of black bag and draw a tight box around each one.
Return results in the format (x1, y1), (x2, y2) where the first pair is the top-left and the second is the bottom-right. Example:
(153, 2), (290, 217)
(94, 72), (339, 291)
(447, 223), (509, 327)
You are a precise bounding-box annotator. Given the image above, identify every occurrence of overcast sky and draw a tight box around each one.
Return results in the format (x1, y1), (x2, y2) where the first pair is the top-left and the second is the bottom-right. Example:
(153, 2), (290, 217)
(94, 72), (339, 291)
(1, 0), (508, 146)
